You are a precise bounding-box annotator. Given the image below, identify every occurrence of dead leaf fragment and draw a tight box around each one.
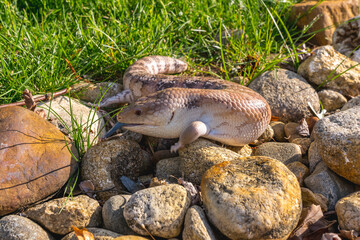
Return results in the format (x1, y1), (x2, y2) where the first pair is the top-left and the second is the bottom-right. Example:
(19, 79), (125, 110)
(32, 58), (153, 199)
(321, 233), (341, 240)
(72, 226), (95, 240)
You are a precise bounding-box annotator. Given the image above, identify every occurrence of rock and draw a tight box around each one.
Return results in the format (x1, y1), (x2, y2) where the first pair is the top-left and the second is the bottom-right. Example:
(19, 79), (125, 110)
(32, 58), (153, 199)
(102, 195), (137, 235)
(81, 139), (152, 202)
(123, 184), (191, 238)
(0, 107), (78, 216)
(312, 106), (360, 184)
(308, 142), (323, 172)
(254, 142), (302, 165)
(287, 161), (310, 186)
(318, 89), (347, 111)
(38, 96), (106, 147)
(270, 121), (287, 142)
(25, 195), (102, 235)
(178, 139), (243, 185)
(284, 122), (302, 142)
(182, 205), (216, 240)
(249, 69), (320, 122)
(256, 124), (274, 143)
(333, 15), (360, 58)
(155, 157), (182, 181)
(71, 81), (123, 104)
(291, 138), (312, 155)
(301, 187), (328, 212)
(62, 228), (121, 240)
(114, 236), (149, 240)
(304, 162), (358, 210)
(342, 96), (360, 110)
(335, 191), (360, 231)
(290, 0), (359, 45)
(0, 215), (54, 240)
(201, 157), (302, 240)
(298, 45), (360, 97)
(225, 144), (253, 156)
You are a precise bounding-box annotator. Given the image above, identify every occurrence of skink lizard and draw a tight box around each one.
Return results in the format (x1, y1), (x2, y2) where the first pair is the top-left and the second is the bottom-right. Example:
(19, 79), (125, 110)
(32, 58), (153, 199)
(101, 56), (271, 152)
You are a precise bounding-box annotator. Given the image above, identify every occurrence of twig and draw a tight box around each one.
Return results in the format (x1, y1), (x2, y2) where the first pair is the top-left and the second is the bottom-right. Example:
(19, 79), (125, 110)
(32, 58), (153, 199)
(0, 88), (69, 109)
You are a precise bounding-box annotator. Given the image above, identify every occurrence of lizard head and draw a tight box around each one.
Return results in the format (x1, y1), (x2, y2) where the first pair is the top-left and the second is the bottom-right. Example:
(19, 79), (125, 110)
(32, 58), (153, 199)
(116, 90), (176, 137)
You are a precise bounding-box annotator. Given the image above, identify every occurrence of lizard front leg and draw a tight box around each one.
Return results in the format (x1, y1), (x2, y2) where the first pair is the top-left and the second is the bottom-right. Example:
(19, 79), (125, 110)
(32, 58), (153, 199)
(170, 121), (210, 152)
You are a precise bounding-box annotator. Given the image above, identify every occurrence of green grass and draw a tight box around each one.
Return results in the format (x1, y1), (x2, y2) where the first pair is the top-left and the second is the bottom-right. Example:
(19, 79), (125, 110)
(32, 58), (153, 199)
(0, 0), (302, 105)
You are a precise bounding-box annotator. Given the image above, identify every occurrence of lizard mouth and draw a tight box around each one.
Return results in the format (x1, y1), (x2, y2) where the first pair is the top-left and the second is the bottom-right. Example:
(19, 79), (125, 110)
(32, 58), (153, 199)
(104, 122), (142, 138)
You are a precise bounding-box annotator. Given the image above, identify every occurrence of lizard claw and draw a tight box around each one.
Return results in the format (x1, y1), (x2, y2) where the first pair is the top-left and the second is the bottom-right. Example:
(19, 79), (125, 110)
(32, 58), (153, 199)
(170, 142), (183, 153)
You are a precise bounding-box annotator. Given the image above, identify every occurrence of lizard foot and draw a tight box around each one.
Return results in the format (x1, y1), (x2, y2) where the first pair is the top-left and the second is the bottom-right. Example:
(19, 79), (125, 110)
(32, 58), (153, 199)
(170, 142), (183, 153)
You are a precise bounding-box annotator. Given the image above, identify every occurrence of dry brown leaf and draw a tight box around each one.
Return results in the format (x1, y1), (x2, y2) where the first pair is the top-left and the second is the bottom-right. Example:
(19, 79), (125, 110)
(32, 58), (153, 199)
(340, 228), (360, 240)
(321, 233), (342, 240)
(289, 205), (336, 240)
(79, 180), (95, 198)
(22, 89), (36, 111)
(72, 226), (95, 240)
(297, 118), (310, 137)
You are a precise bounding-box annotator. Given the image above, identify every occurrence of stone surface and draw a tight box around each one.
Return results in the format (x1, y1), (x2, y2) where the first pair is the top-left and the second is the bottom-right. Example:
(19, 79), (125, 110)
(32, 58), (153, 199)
(254, 142), (302, 165)
(81, 138), (152, 202)
(38, 96), (106, 146)
(342, 96), (360, 110)
(0, 106), (78, 216)
(62, 228), (121, 240)
(256, 124), (274, 143)
(155, 157), (182, 181)
(201, 157), (302, 240)
(182, 205), (216, 240)
(291, 0), (358, 45)
(270, 121), (287, 142)
(301, 187), (328, 212)
(102, 195), (137, 235)
(249, 68), (320, 122)
(308, 141), (322, 172)
(284, 122), (303, 142)
(304, 162), (358, 210)
(333, 15), (360, 58)
(114, 236), (149, 240)
(318, 89), (347, 111)
(178, 139), (242, 185)
(0, 215), (54, 240)
(335, 191), (360, 231)
(298, 45), (360, 97)
(312, 107), (360, 184)
(71, 81), (123, 104)
(287, 161), (310, 186)
(291, 138), (312, 155)
(123, 184), (191, 238)
(25, 195), (102, 235)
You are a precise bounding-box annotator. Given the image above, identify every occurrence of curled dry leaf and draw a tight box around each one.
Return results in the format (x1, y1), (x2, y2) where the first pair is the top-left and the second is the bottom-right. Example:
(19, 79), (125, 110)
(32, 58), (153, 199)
(289, 204), (336, 240)
(79, 180), (95, 198)
(72, 226), (95, 240)
(177, 177), (201, 205)
(340, 228), (360, 240)
(297, 118), (310, 137)
(22, 89), (37, 111)
(321, 233), (342, 240)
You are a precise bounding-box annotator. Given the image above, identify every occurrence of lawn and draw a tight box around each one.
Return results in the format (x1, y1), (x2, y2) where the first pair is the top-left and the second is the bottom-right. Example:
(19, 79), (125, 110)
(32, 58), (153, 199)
(0, 0), (302, 105)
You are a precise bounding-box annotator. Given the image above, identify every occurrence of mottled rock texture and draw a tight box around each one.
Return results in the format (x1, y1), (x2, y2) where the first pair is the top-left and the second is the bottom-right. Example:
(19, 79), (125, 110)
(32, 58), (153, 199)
(335, 191), (360, 231)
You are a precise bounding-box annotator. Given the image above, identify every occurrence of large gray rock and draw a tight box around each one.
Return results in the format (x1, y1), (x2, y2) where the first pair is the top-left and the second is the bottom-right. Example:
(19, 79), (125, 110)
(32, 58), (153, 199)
(312, 106), (360, 184)
(124, 184), (191, 238)
(298, 45), (360, 97)
(102, 195), (137, 235)
(81, 138), (152, 202)
(254, 142), (302, 165)
(335, 191), (360, 231)
(201, 156), (301, 240)
(249, 68), (320, 122)
(182, 205), (216, 240)
(0, 215), (54, 240)
(304, 162), (358, 210)
(342, 96), (360, 110)
(25, 195), (102, 235)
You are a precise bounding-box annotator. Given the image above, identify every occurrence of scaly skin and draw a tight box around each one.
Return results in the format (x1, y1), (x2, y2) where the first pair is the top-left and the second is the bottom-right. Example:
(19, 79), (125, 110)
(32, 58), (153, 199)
(102, 56), (271, 152)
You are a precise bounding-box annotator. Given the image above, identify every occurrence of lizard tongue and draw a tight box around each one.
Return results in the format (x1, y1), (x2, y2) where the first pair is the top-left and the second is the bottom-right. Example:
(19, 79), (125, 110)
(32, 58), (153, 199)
(104, 122), (128, 138)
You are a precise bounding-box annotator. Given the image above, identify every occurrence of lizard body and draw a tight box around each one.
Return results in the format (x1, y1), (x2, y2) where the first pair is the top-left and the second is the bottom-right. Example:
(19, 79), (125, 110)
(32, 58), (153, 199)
(102, 56), (271, 152)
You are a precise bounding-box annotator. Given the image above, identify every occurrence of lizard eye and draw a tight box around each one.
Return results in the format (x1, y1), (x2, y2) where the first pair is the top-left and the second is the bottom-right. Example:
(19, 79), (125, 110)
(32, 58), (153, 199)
(135, 109), (142, 116)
